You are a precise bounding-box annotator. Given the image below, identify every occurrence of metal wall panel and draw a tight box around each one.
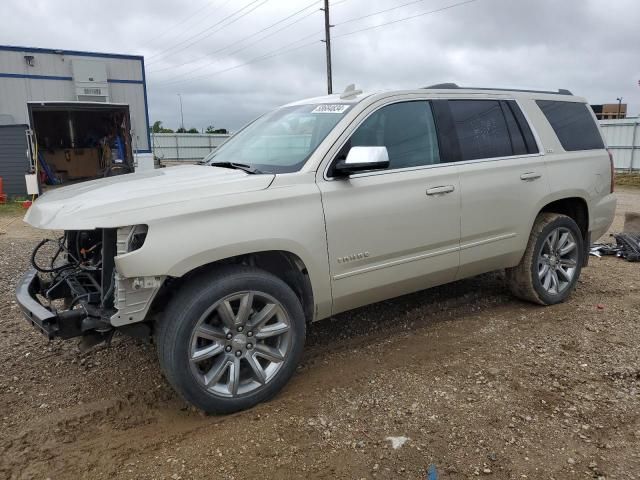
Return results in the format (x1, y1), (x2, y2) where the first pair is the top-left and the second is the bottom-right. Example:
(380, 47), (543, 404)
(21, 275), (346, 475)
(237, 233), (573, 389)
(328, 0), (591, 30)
(0, 125), (28, 197)
(108, 83), (150, 152)
(599, 119), (640, 170)
(152, 133), (231, 162)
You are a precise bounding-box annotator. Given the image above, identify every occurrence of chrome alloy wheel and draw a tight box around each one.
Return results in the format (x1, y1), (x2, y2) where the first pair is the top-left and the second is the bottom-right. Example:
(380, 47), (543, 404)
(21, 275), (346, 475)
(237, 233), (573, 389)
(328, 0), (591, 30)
(188, 291), (291, 397)
(537, 227), (579, 295)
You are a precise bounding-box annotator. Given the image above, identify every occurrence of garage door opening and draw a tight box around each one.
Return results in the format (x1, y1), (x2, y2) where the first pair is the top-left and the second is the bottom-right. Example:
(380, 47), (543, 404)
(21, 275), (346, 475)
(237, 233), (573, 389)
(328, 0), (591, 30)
(28, 102), (134, 190)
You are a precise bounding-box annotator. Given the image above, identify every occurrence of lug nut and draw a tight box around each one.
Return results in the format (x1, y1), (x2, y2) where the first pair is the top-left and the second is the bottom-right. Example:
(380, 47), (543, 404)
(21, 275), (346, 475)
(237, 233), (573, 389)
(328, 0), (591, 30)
(225, 345), (232, 352)
(237, 326), (244, 332)
(247, 331), (253, 337)
(235, 350), (242, 357)
(247, 343), (253, 350)
(226, 332), (233, 340)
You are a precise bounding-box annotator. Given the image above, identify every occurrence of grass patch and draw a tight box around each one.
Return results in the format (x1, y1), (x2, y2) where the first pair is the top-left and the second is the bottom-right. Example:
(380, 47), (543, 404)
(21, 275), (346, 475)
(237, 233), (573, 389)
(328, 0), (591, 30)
(615, 172), (640, 187)
(0, 202), (27, 217)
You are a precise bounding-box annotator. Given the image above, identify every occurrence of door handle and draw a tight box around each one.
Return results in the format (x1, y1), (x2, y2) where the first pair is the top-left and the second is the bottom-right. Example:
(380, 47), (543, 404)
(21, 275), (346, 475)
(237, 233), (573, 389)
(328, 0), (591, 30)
(426, 185), (455, 196)
(520, 172), (541, 181)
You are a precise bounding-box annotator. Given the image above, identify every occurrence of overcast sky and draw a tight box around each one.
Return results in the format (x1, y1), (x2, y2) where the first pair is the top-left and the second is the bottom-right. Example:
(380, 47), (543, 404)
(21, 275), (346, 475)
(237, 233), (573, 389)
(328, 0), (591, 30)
(2, 0), (639, 131)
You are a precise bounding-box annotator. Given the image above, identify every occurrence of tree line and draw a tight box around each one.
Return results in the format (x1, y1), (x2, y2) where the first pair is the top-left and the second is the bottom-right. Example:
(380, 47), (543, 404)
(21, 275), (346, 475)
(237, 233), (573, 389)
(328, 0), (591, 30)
(151, 121), (228, 134)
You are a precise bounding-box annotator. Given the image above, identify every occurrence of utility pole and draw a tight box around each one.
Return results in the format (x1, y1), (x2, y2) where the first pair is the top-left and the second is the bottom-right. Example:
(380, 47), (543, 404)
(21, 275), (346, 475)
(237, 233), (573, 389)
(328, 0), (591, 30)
(177, 93), (185, 130)
(321, 0), (333, 94)
(616, 97), (623, 119)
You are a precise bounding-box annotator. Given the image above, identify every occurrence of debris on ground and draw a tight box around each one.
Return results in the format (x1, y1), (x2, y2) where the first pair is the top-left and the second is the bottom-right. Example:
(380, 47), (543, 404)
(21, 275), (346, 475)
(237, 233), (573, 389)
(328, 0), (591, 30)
(591, 212), (640, 261)
(591, 232), (640, 261)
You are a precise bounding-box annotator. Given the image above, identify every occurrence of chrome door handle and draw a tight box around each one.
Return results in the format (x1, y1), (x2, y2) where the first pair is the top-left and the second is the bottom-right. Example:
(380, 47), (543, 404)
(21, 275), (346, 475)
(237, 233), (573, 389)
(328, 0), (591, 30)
(520, 172), (541, 181)
(426, 185), (455, 196)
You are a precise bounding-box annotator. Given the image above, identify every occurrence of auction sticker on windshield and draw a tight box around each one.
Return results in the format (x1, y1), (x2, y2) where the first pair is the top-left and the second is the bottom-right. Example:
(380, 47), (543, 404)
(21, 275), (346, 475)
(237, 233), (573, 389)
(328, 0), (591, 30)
(311, 104), (350, 114)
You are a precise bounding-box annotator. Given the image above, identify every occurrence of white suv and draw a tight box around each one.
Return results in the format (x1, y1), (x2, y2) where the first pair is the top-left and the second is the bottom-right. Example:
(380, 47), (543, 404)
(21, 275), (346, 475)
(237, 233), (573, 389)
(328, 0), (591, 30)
(17, 84), (616, 413)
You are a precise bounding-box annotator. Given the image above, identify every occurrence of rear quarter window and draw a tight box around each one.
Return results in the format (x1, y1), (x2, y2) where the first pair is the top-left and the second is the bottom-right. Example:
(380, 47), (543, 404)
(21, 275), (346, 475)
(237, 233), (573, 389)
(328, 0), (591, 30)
(536, 100), (605, 151)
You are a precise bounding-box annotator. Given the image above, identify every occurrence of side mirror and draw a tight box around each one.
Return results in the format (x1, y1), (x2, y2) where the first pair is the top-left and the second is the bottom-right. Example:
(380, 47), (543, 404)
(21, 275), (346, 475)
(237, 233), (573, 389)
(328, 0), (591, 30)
(333, 146), (390, 177)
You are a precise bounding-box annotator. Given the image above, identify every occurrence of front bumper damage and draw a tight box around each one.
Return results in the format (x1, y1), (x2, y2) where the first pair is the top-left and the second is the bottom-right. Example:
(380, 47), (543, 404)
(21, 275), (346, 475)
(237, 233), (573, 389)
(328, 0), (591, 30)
(15, 227), (163, 341)
(15, 268), (111, 340)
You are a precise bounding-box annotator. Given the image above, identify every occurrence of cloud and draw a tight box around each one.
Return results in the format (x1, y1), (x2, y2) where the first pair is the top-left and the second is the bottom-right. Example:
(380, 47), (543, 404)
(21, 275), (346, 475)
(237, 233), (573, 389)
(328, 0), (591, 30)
(1, 0), (639, 130)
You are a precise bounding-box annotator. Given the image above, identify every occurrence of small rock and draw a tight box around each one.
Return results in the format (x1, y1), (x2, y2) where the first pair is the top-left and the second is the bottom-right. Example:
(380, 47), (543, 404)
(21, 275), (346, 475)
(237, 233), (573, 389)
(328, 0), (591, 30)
(567, 458), (576, 465)
(385, 436), (409, 449)
(483, 468), (492, 474)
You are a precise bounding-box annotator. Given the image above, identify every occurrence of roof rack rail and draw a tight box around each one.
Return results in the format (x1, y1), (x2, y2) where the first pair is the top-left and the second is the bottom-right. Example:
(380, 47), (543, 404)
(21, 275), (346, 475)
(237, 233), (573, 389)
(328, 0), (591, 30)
(423, 83), (573, 96)
(425, 82), (460, 89)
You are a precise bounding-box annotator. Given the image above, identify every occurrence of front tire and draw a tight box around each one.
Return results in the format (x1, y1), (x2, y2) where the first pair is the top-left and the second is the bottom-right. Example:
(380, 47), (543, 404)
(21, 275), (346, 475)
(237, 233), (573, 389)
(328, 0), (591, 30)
(506, 213), (584, 305)
(156, 265), (306, 413)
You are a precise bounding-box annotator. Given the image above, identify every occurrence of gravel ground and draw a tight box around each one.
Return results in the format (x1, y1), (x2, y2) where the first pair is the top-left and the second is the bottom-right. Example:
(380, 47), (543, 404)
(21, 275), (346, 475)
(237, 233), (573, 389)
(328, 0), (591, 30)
(1, 188), (639, 480)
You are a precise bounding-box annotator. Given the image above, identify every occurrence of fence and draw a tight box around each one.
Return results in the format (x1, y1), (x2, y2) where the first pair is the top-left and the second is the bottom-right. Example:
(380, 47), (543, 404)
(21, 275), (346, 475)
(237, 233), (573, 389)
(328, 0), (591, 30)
(599, 118), (640, 171)
(152, 120), (640, 170)
(151, 133), (230, 164)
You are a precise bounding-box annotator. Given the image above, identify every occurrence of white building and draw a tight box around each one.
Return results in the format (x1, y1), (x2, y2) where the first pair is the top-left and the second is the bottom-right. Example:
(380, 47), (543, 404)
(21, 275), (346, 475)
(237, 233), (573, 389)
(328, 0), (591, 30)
(0, 45), (150, 196)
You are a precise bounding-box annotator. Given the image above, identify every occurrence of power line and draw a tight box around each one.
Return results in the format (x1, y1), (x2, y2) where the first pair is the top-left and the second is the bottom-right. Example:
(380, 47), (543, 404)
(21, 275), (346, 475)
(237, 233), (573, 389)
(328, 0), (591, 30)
(146, 0), (270, 63)
(139, 0), (225, 49)
(153, 32), (322, 87)
(152, 0), (478, 88)
(148, 0), (322, 75)
(150, 12), (321, 82)
(178, 39), (321, 82)
(333, 0), (478, 39)
(146, 0), (268, 63)
(148, 0), (348, 80)
(335, 0), (435, 27)
(149, 0), (348, 85)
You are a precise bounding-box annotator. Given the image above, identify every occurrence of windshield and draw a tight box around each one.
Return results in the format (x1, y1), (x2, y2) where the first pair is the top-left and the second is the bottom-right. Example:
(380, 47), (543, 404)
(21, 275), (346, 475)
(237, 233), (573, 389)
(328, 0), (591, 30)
(203, 103), (352, 173)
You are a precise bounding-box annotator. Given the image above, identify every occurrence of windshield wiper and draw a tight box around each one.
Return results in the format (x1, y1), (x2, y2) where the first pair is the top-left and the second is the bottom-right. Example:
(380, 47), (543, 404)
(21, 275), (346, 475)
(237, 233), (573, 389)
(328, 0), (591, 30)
(208, 161), (262, 174)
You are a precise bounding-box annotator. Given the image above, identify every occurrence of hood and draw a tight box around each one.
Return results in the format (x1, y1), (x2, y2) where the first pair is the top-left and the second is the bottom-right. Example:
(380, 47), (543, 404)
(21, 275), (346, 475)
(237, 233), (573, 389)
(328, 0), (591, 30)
(25, 165), (275, 230)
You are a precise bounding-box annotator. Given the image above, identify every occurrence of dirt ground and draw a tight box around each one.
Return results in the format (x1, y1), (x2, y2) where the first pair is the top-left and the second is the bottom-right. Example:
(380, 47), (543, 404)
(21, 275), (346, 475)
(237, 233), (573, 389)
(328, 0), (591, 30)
(1, 188), (639, 480)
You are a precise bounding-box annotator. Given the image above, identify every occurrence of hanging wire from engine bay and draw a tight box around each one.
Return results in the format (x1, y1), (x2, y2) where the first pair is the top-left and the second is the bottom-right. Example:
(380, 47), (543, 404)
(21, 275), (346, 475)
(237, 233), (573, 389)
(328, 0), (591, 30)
(30, 232), (107, 311)
(30, 234), (102, 274)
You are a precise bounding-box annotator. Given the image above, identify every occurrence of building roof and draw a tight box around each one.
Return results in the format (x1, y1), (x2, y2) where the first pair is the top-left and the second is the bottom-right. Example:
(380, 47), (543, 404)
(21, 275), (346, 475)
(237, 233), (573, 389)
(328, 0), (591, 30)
(0, 44), (143, 61)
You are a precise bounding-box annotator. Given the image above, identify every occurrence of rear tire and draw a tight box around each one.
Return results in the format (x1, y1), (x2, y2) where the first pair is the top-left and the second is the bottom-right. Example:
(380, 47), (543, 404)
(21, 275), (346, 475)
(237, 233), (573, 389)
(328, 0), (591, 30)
(506, 213), (584, 305)
(156, 265), (306, 414)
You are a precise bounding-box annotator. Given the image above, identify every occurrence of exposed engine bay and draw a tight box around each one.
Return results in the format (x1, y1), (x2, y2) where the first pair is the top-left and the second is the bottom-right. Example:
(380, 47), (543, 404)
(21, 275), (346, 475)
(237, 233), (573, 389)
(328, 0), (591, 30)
(21, 226), (157, 348)
(29, 229), (116, 342)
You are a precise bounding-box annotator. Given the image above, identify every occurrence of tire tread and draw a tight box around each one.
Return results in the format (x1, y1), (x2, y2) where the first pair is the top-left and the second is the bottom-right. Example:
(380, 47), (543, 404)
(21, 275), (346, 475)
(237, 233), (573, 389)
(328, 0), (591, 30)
(155, 265), (305, 413)
(506, 213), (581, 305)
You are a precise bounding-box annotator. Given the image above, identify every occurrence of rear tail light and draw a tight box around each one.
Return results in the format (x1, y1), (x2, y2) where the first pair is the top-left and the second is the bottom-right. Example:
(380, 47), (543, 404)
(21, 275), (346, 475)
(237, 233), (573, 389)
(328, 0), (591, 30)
(608, 149), (615, 193)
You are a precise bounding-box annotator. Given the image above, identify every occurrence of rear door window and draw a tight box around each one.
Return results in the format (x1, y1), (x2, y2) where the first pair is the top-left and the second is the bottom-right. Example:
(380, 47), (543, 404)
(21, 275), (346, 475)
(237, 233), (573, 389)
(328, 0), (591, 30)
(447, 100), (514, 161)
(536, 100), (605, 151)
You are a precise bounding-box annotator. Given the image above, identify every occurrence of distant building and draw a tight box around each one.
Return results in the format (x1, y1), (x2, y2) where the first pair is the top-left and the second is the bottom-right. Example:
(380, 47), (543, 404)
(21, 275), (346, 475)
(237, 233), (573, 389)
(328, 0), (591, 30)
(591, 103), (627, 120)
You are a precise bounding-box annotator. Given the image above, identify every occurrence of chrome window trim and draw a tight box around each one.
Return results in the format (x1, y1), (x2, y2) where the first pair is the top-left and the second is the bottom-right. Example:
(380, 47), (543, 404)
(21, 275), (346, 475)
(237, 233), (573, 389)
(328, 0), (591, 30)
(320, 96), (546, 182)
